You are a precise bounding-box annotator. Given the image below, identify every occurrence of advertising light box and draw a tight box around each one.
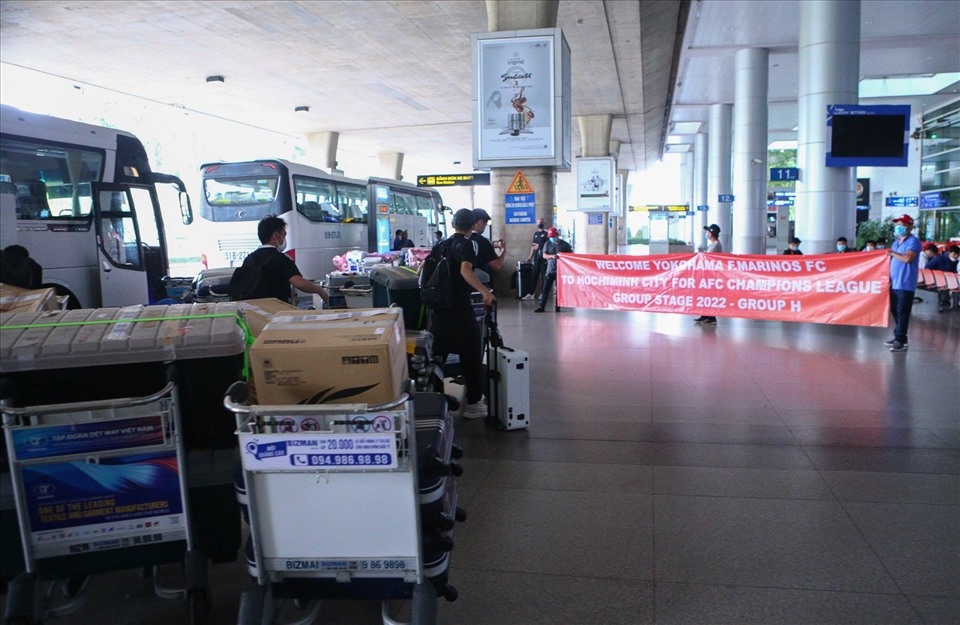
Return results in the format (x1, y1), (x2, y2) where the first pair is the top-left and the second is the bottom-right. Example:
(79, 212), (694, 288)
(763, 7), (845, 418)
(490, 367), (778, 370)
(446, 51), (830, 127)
(472, 28), (571, 171)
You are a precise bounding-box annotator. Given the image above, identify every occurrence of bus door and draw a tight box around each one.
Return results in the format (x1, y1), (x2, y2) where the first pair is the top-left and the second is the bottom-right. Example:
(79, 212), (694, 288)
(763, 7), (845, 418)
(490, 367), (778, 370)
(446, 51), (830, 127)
(92, 182), (163, 307)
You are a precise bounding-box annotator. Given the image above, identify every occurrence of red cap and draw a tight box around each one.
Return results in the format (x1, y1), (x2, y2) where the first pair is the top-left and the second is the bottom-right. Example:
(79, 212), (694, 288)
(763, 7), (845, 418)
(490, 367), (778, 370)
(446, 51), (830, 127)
(547, 227), (558, 237)
(892, 213), (914, 226)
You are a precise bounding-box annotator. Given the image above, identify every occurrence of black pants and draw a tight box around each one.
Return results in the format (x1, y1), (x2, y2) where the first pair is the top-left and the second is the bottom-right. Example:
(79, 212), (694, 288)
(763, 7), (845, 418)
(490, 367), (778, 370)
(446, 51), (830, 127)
(529, 257), (545, 296)
(538, 272), (557, 309)
(429, 303), (484, 404)
(889, 288), (915, 343)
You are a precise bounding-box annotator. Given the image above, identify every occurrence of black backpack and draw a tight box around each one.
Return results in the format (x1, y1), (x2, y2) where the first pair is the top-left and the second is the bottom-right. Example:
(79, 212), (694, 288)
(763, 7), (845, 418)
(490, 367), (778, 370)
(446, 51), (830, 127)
(419, 244), (455, 309)
(228, 250), (273, 301)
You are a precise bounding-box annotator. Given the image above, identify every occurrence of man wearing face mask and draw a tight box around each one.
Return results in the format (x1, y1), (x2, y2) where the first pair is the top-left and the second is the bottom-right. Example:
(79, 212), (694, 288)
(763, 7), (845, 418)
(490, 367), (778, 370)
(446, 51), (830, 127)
(523, 218), (549, 300)
(694, 224), (722, 325)
(884, 214), (921, 352)
(230, 215), (330, 305)
(835, 236), (855, 253)
(534, 228), (572, 313)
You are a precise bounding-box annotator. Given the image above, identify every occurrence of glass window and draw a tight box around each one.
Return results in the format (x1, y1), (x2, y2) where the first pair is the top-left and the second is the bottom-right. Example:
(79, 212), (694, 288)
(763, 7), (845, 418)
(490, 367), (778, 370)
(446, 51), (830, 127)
(416, 194), (437, 226)
(336, 183), (368, 223)
(204, 176), (278, 207)
(0, 139), (101, 220)
(98, 189), (142, 269)
(392, 192), (418, 215)
(294, 176), (338, 222)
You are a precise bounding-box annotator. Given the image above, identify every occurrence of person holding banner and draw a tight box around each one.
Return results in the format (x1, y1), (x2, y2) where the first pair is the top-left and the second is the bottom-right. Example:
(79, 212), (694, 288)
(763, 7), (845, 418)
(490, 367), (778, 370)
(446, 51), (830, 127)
(836, 236), (855, 253)
(694, 224), (723, 325)
(885, 214), (922, 352)
(534, 228), (571, 313)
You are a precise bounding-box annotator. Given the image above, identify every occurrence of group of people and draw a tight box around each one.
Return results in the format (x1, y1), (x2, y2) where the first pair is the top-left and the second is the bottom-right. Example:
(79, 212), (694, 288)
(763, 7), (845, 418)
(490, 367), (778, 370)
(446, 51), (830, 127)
(391, 229), (415, 251)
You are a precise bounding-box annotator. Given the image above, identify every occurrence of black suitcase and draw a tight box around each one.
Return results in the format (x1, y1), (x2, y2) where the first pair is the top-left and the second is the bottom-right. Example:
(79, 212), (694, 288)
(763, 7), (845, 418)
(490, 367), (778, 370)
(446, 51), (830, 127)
(516, 261), (534, 298)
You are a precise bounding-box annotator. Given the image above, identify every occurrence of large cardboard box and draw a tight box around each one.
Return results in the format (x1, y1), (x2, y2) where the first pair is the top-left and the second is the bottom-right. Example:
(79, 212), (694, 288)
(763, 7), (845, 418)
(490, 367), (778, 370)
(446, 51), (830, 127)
(237, 298), (302, 338)
(0, 283), (58, 313)
(250, 308), (408, 406)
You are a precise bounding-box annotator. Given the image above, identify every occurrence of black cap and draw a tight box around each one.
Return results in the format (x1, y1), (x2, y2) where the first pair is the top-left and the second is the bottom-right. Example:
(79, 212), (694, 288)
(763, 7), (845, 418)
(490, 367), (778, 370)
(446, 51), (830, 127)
(452, 208), (476, 229)
(473, 208), (491, 222)
(704, 224), (721, 236)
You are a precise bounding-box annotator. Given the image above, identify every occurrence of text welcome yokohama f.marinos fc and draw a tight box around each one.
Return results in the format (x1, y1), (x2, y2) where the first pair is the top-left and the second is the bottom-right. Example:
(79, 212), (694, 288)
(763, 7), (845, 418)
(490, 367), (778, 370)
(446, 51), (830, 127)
(557, 250), (890, 327)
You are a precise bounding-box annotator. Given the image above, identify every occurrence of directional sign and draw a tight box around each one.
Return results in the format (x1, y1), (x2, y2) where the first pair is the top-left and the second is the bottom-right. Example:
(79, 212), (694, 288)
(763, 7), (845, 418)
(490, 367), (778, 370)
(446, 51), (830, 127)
(633, 205), (689, 213)
(770, 167), (798, 182)
(417, 173), (490, 187)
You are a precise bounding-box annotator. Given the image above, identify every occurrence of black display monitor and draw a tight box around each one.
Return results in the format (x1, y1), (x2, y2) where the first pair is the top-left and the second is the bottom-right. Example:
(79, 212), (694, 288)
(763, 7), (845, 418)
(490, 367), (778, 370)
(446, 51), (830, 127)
(825, 104), (910, 167)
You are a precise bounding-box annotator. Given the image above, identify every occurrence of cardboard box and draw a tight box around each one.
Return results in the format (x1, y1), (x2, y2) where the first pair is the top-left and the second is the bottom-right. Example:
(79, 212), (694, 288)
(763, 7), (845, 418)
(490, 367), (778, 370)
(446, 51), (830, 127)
(250, 308), (408, 406)
(0, 283), (58, 313)
(237, 298), (302, 338)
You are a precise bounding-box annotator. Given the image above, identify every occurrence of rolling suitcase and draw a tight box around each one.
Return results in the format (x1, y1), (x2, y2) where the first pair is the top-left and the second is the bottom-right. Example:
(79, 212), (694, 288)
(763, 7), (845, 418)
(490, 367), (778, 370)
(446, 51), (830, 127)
(485, 309), (531, 430)
(516, 261), (534, 299)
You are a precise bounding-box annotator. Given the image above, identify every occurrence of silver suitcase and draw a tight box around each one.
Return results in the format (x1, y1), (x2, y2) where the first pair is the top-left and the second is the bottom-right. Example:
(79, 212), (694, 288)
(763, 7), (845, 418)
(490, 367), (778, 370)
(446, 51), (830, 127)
(490, 346), (530, 430)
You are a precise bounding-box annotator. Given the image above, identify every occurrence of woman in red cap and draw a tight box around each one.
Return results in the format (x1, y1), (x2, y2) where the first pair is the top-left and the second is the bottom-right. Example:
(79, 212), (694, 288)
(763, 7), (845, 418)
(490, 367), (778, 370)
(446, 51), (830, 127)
(885, 214), (922, 352)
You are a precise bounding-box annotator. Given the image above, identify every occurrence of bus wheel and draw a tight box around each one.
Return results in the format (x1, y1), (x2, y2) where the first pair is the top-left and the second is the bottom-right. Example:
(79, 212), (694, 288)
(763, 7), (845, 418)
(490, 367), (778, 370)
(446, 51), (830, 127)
(44, 284), (81, 310)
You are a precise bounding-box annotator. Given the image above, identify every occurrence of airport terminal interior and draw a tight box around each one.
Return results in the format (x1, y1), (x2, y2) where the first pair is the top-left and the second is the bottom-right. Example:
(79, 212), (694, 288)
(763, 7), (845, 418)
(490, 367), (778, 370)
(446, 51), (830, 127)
(6, 295), (956, 625)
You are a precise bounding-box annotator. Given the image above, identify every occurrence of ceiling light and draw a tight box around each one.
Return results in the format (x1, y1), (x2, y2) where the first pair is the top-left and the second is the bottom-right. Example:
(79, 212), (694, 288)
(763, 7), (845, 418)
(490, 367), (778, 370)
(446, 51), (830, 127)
(205, 75), (225, 84)
(295, 106), (310, 113)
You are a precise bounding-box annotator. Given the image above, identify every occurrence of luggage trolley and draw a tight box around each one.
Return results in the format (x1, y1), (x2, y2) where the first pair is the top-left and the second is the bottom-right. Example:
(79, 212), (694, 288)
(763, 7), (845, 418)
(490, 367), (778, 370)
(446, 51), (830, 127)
(225, 382), (440, 625)
(1, 382), (210, 625)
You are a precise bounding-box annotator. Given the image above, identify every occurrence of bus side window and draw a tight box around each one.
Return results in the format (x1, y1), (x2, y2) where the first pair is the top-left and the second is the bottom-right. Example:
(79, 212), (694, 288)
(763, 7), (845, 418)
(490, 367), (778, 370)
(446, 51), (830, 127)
(15, 180), (50, 219)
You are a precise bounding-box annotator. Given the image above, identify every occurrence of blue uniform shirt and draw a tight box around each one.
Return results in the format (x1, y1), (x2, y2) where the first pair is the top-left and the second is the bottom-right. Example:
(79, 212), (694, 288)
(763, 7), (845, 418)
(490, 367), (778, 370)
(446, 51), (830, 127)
(890, 235), (922, 291)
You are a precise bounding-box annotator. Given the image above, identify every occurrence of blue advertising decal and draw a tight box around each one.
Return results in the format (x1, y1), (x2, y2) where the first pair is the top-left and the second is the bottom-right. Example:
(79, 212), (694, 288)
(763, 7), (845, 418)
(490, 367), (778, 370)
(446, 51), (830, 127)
(24, 450), (183, 532)
(240, 432), (398, 471)
(12, 416), (165, 461)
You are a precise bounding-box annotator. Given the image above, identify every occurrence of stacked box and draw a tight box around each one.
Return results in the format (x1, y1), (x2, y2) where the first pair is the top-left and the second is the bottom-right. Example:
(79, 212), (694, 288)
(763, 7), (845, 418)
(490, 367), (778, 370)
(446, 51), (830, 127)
(250, 308), (408, 406)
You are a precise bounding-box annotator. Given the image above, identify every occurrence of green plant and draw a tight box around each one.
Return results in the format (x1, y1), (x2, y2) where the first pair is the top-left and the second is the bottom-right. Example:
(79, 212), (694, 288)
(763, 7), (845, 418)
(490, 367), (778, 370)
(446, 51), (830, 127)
(856, 217), (895, 250)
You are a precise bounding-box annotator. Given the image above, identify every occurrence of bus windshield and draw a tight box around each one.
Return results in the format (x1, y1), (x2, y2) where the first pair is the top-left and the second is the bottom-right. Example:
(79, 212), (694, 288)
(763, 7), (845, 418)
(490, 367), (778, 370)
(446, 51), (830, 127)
(202, 174), (279, 222)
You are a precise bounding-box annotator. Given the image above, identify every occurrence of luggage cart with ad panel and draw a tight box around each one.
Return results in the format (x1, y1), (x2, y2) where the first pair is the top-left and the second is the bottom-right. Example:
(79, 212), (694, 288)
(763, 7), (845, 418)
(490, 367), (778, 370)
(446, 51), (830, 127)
(1, 382), (211, 625)
(225, 382), (442, 625)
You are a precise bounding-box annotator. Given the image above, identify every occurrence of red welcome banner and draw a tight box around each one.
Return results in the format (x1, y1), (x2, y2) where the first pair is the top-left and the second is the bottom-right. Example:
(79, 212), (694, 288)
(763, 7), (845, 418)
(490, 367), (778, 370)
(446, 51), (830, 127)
(557, 250), (891, 327)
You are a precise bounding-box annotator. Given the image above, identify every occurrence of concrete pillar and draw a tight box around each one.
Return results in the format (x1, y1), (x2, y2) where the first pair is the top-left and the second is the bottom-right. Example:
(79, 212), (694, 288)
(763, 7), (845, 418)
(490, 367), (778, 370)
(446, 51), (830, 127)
(486, 0), (558, 31)
(617, 168), (630, 247)
(484, 0), (559, 296)
(796, 0), (859, 254)
(576, 114), (614, 255)
(680, 151), (694, 244)
(377, 151), (404, 181)
(732, 48), (769, 255)
(306, 131), (339, 171)
(694, 132), (709, 244)
(708, 104), (733, 251)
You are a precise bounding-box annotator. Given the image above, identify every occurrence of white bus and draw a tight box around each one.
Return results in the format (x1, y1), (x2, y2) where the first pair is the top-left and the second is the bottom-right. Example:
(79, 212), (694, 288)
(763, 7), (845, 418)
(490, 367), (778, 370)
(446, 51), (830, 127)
(197, 159), (446, 280)
(0, 105), (192, 308)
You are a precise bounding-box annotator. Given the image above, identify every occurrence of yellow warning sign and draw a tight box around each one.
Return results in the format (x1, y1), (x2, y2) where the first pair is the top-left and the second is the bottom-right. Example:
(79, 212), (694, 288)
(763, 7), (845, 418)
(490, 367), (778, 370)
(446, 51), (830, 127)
(508, 170), (533, 194)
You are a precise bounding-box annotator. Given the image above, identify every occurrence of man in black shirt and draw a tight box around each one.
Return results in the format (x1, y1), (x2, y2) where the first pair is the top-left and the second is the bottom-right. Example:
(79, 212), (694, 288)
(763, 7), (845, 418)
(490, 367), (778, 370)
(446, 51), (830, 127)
(470, 208), (506, 277)
(428, 209), (495, 419)
(523, 218), (548, 300)
(234, 216), (329, 305)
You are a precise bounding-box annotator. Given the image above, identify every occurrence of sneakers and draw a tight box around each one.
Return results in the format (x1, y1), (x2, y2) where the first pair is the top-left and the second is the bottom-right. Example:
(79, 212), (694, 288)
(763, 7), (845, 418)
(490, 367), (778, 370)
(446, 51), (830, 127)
(700, 317), (717, 325)
(462, 400), (487, 419)
(533, 307), (545, 313)
(693, 316), (705, 323)
(554, 307), (561, 312)
(521, 294), (535, 300)
(883, 338), (897, 347)
(889, 341), (908, 352)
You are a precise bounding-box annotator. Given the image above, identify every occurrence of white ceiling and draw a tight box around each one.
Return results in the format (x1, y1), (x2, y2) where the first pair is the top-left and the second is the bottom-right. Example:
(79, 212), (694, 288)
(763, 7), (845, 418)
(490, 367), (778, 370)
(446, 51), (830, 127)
(0, 0), (957, 182)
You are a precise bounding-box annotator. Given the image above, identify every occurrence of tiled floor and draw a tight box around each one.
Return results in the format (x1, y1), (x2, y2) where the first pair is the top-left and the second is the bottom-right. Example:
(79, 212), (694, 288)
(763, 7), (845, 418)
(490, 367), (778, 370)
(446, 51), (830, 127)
(7, 295), (958, 624)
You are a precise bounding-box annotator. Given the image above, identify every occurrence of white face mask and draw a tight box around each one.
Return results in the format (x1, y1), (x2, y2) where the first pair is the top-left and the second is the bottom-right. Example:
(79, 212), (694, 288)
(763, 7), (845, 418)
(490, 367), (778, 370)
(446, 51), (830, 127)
(276, 236), (287, 253)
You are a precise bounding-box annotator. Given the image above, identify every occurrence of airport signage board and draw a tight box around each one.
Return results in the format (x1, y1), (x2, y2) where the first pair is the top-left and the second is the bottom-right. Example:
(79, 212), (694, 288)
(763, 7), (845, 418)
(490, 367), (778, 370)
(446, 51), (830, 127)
(416, 173), (490, 187)
(576, 157), (615, 211)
